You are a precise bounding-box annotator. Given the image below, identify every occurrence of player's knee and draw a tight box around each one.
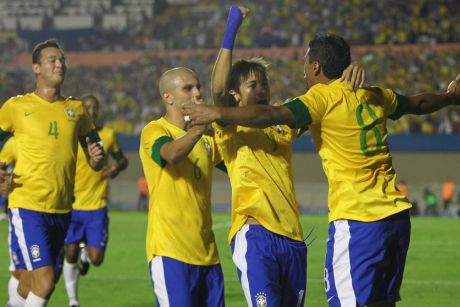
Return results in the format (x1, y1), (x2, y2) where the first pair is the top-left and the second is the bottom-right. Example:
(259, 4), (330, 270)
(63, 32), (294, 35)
(65, 245), (80, 263)
(90, 253), (104, 266)
(33, 278), (55, 298)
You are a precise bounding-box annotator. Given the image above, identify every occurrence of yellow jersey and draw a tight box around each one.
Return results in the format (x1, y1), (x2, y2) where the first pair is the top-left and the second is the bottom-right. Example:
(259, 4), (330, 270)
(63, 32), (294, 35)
(0, 136), (17, 166)
(285, 80), (411, 222)
(139, 117), (221, 265)
(0, 93), (97, 213)
(73, 127), (123, 210)
(213, 123), (304, 243)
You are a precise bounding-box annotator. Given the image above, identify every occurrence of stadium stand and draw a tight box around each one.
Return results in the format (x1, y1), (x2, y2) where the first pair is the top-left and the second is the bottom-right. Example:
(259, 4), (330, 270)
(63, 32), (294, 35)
(1, 0), (460, 135)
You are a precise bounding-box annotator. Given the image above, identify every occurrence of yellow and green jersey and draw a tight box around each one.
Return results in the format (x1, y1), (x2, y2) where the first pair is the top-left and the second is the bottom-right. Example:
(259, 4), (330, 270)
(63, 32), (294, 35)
(213, 123), (304, 243)
(0, 93), (98, 213)
(0, 136), (17, 166)
(73, 127), (123, 211)
(139, 117), (221, 265)
(285, 80), (411, 222)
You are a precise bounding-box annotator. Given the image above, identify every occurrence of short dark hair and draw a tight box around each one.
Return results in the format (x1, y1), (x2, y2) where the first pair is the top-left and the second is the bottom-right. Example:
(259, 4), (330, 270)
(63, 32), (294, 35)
(308, 34), (350, 79)
(229, 57), (269, 92)
(227, 58), (269, 106)
(32, 39), (63, 64)
(81, 94), (99, 103)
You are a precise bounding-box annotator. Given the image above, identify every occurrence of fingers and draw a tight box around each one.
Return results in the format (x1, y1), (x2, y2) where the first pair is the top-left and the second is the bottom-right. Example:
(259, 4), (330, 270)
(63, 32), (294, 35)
(340, 66), (350, 82)
(87, 138), (104, 163)
(349, 65), (359, 90)
(238, 6), (250, 17)
(359, 69), (365, 88)
(447, 74), (460, 95)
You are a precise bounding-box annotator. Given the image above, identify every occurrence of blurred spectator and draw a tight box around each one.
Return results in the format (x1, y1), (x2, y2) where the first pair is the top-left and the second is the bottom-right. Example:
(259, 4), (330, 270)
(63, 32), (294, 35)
(397, 180), (419, 216)
(137, 175), (149, 212)
(397, 180), (408, 198)
(441, 178), (455, 214)
(424, 188), (438, 216)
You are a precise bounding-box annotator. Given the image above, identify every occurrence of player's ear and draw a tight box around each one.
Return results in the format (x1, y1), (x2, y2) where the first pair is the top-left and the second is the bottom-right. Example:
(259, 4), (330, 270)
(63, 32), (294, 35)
(32, 63), (40, 75)
(229, 89), (241, 104)
(163, 92), (174, 106)
(313, 61), (321, 76)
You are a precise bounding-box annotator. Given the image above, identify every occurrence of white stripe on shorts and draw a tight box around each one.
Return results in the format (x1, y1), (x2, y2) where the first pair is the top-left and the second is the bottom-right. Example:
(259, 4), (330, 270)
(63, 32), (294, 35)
(8, 221), (15, 271)
(232, 225), (252, 307)
(10, 208), (33, 270)
(150, 256), (170, 307)
(332, 220), (356, 306)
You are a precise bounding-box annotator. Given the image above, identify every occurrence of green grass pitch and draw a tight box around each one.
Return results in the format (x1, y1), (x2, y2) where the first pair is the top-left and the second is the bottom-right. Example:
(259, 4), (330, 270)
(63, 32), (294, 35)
(1, 211), (459, 306)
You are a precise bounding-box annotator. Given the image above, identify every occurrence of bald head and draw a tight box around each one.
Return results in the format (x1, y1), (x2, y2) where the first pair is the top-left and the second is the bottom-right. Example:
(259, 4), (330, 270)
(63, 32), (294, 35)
(159, 67), (198, 96)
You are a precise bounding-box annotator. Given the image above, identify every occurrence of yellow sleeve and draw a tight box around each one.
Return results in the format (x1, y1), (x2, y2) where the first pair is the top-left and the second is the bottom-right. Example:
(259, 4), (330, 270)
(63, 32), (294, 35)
(284, 86), (327, 129)
(0, 100), (14, 140)
(0, 137), (16, 165)
(141, 124), (172, 168)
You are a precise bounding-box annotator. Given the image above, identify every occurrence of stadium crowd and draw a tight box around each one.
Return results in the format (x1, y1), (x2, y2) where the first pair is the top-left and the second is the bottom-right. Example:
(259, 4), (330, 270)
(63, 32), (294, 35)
(1, 47), (459, 135)
(2, 0), (459, 51)
(1, 0), (460, 135)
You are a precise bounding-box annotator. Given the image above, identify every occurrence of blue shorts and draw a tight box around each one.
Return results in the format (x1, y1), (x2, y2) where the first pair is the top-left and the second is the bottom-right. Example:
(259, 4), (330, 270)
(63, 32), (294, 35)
(324, 210), (410, 307)
(149, 256), (224, 307)
(9, 208), (70, 272)
(65, 207), (109, 250)
(231, 224), (307, 307)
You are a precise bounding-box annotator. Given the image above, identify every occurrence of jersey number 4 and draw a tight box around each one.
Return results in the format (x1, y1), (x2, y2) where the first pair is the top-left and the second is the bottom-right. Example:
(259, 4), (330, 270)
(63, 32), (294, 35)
(48, 121), (59, 140)
(355, 103), (383, 156)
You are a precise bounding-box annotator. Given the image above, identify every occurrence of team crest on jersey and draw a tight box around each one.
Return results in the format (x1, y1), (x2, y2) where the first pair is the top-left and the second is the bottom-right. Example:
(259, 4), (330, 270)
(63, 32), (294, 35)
(255, 292), (267, 307)
(66, 107), (75, 118)
(30, 245), (40, 259)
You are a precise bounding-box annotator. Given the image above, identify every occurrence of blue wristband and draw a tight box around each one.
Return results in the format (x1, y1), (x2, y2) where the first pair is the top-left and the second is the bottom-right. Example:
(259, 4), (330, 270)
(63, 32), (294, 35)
(221, 6), (243, 50)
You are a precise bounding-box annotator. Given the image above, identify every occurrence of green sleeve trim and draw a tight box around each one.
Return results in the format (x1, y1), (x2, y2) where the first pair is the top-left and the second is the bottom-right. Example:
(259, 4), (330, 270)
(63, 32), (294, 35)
(152, 136), (173, 168)
(388, 93), (409, 120)
(284, 98), (312, 129)
(111, 150), (124, 161)
(215, 161), (227, 173)
(79, 129), (101, 148)
(0, 128), (11, 142)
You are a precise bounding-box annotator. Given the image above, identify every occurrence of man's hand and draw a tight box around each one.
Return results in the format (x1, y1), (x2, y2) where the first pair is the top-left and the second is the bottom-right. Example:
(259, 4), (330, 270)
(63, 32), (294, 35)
(102, 165), (119, 179)
(188, 124), (207, 135)
(447, 73), (460, 99)
(238, 6), (250, 18)
(182, 103), (220, 126)
(340, 61), (365, 90)
(86, 137), (104, 166)
(221, 6), (250, 50)
(0, 162), (10, 184)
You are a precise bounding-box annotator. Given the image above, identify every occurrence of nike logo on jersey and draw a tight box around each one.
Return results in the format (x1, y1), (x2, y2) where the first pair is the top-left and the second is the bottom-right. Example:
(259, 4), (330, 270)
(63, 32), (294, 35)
(24, 112), (34, 116)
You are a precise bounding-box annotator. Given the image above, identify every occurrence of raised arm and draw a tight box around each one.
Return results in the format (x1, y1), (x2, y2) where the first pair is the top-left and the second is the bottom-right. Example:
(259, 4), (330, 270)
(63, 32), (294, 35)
(212, 6), (248, 106)
(403, 73), (460, 115)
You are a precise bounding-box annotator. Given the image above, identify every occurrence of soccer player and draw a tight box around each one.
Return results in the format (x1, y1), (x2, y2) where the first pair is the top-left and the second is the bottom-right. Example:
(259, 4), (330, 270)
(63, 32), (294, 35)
(183, 33), (460, 306)
(139, 67), (225, 307)
(0, 39), (105, 307)
(0, 136), (24, 303)
(63, 95), (128, 307)
(186, 6), (363, 307)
